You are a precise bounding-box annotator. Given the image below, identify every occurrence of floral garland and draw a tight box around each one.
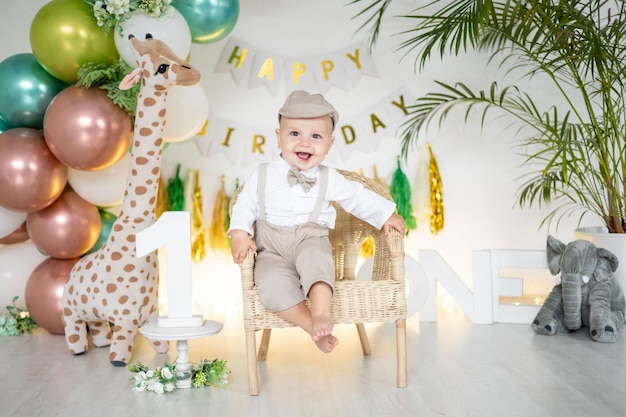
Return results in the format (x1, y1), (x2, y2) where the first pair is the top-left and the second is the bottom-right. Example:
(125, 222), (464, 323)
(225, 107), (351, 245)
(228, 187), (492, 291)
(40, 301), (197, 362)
(129, 359), (230, 394)
(0, 296), (38, 337)
(85, 0), (175, 36)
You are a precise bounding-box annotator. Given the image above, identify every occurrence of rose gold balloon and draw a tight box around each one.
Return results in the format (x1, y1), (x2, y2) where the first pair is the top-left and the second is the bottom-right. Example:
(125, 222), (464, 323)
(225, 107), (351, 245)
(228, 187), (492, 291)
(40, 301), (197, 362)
(26, 190), (101, 259)
(0, 128), (67, 212)
(43, 86), (132, 171)
(0, 222), (29, 245)
(25, 257), (79, 335)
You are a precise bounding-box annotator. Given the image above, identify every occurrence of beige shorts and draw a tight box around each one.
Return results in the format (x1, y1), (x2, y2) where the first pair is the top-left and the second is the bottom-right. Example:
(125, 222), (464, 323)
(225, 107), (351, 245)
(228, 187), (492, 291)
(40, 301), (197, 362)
(254, 220), (335, 312)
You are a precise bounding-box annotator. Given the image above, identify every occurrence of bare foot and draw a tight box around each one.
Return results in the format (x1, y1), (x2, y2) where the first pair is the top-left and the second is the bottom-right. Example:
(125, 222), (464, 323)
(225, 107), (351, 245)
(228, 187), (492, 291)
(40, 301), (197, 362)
(314, 333), (339, 353)
(311, 312), (334, 342)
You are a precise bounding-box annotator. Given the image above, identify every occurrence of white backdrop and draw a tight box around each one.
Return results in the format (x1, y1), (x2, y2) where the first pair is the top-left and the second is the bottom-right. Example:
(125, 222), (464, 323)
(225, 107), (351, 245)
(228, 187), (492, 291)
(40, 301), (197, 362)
(0, 0), (600, 318)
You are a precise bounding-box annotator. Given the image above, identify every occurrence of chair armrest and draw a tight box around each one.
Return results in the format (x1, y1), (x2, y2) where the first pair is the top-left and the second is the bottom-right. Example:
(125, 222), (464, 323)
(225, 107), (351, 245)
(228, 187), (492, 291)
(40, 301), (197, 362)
(387, 228), (405, 282)
(239, 249), (256, 290)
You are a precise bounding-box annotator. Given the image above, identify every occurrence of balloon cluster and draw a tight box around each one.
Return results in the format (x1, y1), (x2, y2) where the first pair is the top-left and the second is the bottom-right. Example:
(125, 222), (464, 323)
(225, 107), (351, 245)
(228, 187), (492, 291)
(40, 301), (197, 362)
(0, 0), (239, 334)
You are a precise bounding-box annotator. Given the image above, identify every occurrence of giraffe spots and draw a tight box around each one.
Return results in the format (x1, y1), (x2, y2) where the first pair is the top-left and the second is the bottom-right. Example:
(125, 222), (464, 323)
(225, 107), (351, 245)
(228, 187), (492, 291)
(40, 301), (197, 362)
(129, 276), (139, 283)
(67, 285), (75, 295)
(102, 298), (108, 306)
(113, 224), (124, 232)
(158, 108), (167, 117)
(130, 200), (137, 208)
(135, 185), (148, 195)
(119, 295), (129, 305)
(122, 309), (131, 315)
(142, 296), (150, 306)
(92, 308), (99, 316)
(91, 273), (98, 282)
(81, 295), (88, 304)
(106, 283), (118, 293)
(136, 156), (149, 165)
(124, 264), (136, 273)
(63, 307), (73, 316)
(127, 235), (136, 243)
(134, 218), (145, 224)
(94, 287), (100, 294)
(140, 127), (153, 136)
(68, 334), (81, 343)
(111, 252), (123, 261)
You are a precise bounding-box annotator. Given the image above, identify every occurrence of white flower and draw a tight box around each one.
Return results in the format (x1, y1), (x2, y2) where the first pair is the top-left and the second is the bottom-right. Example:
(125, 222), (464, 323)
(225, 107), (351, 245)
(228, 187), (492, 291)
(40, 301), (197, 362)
(161, 366), (173, 379)
(153, 382), (165, 395)
(105, 0), (131, 16)
(164, 382), (176, 392)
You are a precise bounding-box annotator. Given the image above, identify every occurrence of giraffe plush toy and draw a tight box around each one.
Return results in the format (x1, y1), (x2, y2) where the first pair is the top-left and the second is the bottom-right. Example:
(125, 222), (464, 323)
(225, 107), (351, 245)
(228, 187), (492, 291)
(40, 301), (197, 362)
(62, 33), (201, 366)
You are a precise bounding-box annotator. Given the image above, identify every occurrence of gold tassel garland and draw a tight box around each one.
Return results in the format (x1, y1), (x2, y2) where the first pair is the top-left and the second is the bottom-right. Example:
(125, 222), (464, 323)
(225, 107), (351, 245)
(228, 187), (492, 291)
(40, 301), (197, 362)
(428, 143), (444, 234)
(209, 175), (230, 254)
(191, 170), (207, 263)
(155, 175), (169, 218)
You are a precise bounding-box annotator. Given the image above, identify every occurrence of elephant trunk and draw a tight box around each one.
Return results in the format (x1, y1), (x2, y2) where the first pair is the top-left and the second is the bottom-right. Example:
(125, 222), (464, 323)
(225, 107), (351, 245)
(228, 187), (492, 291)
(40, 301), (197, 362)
(561, 273), (583, 330)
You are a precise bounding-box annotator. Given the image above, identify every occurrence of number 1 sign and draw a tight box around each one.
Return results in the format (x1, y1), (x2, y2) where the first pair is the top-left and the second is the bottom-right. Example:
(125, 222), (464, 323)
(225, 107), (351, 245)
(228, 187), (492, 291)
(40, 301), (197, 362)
(136, 211), (204, 328)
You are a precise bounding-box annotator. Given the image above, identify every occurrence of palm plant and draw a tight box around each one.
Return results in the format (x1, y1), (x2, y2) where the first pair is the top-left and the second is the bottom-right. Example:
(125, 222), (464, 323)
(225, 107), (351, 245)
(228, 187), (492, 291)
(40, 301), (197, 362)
(350, 0), (626, 233)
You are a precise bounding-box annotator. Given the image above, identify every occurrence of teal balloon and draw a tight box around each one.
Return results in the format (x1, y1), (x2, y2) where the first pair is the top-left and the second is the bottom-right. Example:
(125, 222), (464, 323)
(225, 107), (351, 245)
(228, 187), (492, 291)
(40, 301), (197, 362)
(0, 115), (14, 134)
(86, 210), (117, 254)
(0, 54), (68, 130)
(172, 0), (239, 44)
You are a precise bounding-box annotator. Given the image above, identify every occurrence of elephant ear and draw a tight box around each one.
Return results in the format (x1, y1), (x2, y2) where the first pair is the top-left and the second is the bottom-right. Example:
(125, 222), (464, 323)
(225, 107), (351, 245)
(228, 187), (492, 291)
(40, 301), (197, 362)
(597, 247), (619, 277)
(546, 235), (566, 275)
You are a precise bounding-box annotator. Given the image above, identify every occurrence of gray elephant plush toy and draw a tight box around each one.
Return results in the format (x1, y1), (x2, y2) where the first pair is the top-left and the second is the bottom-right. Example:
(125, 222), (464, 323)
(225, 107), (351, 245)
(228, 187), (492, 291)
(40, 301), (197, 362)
(531, 235), (626, 342)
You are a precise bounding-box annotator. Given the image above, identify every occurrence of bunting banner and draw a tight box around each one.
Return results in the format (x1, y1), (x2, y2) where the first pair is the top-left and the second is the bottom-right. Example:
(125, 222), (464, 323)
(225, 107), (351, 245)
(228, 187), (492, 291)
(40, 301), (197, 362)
(214, 37), (380, 94)
(194, 88), (415, 165)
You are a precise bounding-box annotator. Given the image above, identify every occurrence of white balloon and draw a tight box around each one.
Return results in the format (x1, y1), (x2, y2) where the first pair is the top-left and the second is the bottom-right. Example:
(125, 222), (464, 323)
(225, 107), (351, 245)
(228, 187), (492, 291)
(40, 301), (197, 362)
(114, 9), (192, 67)
(164, 83), (209, 143)
(0, 241), (48, 314)
(0, 206), (27, 239)
(67, 153), (131, 207)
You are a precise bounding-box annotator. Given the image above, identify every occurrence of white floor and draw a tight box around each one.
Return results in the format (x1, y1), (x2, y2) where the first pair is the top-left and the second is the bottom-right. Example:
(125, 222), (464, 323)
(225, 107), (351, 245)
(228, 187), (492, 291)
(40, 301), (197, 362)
(2, 306), (626, 417)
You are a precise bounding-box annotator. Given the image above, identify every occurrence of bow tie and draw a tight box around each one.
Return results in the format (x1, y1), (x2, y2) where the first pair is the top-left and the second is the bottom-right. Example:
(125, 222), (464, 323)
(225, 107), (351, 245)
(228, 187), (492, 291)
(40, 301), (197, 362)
(287, 167), (317, 192)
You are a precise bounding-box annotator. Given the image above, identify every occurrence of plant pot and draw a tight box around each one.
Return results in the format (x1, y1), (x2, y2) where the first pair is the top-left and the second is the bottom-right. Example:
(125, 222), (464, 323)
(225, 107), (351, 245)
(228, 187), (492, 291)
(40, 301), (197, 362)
(574, 226), (626, 290)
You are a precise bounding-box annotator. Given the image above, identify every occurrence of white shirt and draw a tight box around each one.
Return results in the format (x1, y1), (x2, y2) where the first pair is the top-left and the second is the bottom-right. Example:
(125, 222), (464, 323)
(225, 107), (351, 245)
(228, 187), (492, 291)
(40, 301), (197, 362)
(228, 157), (396, 237)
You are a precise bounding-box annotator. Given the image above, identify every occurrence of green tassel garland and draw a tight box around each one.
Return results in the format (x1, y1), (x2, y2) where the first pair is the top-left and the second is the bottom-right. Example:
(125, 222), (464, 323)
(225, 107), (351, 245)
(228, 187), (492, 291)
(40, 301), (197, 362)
(390, 157), (417, 234)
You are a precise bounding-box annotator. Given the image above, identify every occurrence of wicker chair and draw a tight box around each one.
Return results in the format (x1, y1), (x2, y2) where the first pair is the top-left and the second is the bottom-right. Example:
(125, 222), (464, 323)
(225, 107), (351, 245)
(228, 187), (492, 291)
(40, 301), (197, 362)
(230, 169), (407, 395)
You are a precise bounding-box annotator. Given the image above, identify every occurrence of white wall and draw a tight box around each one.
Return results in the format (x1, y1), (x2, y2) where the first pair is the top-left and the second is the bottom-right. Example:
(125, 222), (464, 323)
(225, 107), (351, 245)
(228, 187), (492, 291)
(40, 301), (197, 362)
(1, 0), (600, 316)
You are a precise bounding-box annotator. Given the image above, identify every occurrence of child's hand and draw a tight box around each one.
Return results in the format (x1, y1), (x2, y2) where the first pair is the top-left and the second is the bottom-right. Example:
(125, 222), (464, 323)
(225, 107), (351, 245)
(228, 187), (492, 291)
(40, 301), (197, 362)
(383, 213), (406, 236)
(230, 229), (257, 264)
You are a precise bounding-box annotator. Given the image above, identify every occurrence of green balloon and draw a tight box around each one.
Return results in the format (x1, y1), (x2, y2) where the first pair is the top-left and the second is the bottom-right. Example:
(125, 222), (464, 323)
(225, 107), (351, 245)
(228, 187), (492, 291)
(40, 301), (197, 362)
(172, 0), (239, 44)
(29, 0), (119, 83)
(86, 210), (117, 254)
(0, 54), (68, 130)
